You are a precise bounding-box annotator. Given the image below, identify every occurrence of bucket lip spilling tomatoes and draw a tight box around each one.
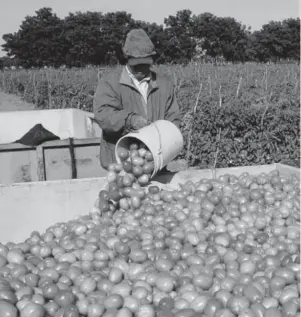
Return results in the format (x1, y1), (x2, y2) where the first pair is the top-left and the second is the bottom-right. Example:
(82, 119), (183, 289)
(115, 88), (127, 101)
(116, 139), (155, 179)
(0, 166), (300, 316)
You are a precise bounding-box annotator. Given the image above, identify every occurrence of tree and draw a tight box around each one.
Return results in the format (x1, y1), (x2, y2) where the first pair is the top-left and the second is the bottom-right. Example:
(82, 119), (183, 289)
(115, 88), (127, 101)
(63, 11), (104, 67)
(252, 18), (300, 62)
(2, 8), (64, 67)
(1, 7), (299, 66)
(282, 18), (300, 60)
(99, 11), (137, 64)
(163, 10), (196, 63)
(192, 13), (249, 62)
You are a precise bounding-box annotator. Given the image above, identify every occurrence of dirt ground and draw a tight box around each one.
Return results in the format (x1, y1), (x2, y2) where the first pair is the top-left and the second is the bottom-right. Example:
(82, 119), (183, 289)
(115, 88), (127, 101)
(0, 91), (36, 112)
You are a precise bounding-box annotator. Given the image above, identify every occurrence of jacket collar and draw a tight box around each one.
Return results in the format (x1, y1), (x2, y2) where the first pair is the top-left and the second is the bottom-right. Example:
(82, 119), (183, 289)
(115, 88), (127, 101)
(119, 66), (158, 90)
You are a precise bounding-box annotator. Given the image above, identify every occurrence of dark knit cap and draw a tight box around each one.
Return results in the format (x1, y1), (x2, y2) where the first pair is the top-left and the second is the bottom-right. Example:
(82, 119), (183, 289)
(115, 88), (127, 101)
(123, 29), (156, 65)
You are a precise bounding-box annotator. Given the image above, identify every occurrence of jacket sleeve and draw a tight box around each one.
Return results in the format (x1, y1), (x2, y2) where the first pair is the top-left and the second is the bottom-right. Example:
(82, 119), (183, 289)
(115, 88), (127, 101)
(93, 78), (133, 133)
(165, 84), (181, 129)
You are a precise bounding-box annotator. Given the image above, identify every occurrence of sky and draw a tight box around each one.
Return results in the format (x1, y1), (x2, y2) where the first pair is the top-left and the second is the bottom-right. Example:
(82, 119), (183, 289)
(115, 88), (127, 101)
(0, 0), (299, 57)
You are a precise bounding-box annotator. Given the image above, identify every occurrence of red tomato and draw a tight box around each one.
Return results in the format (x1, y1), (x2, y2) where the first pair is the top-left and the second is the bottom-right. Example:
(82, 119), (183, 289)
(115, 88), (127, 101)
(145, 151), (154, 162)
(129, 143), (139, 151)
(118, 148), (129, 161)
(20, 303), (45, 317)
(0, 300), (18, 317)
(123, 161), (133, 173)
(54, 290), (76, 307)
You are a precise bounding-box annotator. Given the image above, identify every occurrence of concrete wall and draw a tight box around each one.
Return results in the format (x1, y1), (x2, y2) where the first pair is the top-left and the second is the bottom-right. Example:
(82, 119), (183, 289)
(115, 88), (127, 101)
(0, 109), (102, 144)
(0, 177), (107, 244)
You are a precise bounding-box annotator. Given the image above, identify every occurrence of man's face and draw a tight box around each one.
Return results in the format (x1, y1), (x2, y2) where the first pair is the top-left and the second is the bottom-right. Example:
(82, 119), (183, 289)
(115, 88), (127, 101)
(128, 63), (151, 81)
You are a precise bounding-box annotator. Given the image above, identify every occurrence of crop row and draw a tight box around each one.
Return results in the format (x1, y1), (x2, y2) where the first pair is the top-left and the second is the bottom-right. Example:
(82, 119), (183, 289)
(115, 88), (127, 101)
(0, 63), (299, 168)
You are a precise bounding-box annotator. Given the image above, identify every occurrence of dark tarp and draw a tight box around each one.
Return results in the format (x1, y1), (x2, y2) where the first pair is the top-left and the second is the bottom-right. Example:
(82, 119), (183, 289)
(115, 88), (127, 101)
(14, 124), (60, 146)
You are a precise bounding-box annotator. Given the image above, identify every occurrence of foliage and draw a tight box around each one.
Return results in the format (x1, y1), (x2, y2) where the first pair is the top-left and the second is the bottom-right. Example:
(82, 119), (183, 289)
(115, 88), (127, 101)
(191, 13), (250, 62)
(163, 10), (196, 64)
(0, 8), (300, 67)
(252, 18), (301, 62)
(0, 63), (299, 168)
(2, 8), (65, 68)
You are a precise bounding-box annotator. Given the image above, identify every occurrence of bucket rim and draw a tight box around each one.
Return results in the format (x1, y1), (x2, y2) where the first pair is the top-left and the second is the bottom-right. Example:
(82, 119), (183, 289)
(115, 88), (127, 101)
(115, 120), (184, 179)
(115, 134), (159, 178)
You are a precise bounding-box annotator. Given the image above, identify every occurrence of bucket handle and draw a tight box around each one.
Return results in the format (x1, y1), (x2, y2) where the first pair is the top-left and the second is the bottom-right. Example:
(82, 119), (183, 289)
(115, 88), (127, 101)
(151, 122), (164, 172)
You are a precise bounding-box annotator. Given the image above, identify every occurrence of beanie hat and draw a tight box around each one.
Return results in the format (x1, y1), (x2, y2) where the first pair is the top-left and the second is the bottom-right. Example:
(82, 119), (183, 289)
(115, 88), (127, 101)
(123, 29), (156, 65)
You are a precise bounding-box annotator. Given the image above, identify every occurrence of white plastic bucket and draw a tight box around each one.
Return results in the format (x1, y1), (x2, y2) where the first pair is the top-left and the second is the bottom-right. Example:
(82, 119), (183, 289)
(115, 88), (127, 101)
(115, 120), (184, 178)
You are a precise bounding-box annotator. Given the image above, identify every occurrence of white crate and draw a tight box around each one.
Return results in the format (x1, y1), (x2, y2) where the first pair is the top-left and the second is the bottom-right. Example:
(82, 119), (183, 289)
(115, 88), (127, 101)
(0, 109), (102, 144)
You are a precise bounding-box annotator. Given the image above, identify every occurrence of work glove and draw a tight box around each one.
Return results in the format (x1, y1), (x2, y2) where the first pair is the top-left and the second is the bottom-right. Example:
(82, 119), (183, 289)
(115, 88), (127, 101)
(129, 114), (148, 131)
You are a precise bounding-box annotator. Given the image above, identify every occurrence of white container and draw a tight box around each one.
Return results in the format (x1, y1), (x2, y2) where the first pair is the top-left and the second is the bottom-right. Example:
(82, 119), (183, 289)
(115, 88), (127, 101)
(115, 120), (184, 177)
(0, 163), (298, 244)
(0, 177), (108, 243)
(0, 109), (102, 144)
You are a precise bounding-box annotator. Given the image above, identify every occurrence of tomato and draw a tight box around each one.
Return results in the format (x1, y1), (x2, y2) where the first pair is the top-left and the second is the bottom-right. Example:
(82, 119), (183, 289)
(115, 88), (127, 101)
(20, 303), (45, 317)
(104, 294), (124, 309)
(0, 290), (17, 304)
(138, 174), (150, 186)
(122, 174), (133, 187)
(107, 171), (117, 183)
(155, 273), (174, 293)
(1, 161), (300, 317)
(80, 277), (97, 294)
(129, 143), (139, 151)
(174, 308), (196, 317)
(158, 297), (175, 310)
(87, 303), (105, 317)
(131, 196), (141, 209)
(144, 150), (154, 161)
(116, 307), (133, 317)
(118, 148), (129, 161)
(243, 285), (263, 303)
(136, 304), (156, 317)
(282, 300), (299, 317)
(227, 296), (250, 315)
(143, 162), (154, 174)
(54, 290), (76, 307)
(123, 161), (133, 173)
(0, 300), (18, 317)
(99, 190), (109, 201)
(203, 298), (223, 316)
(108, 268), (123, 284)
(264, 308), (282, 317)
(44, 301), (59, 316)
(131, 156), (145, 166)
(108, 190), (121, 202)
(123, 295), (140, 312)
(7, 249), (25, 264)
(132, 166), (144, 177)
(193, 273), (213, 290)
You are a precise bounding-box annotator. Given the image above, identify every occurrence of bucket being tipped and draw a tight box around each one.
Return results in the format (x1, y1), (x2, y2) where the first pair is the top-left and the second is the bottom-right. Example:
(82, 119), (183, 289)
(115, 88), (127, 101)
(115, 120), (184, 178)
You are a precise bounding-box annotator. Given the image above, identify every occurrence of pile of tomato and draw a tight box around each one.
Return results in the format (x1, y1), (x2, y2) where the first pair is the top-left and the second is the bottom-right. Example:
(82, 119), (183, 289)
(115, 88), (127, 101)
(0, 141), (300, 317)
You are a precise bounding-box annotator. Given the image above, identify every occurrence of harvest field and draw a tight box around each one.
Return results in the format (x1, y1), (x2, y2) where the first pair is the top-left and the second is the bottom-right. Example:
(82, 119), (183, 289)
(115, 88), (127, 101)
(0, 63), (300, 316)
(0, 63), (299, 168)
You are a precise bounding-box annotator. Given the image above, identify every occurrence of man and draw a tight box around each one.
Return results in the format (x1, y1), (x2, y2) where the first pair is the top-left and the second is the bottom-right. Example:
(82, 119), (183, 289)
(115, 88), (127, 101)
(93, 28), (181, 170)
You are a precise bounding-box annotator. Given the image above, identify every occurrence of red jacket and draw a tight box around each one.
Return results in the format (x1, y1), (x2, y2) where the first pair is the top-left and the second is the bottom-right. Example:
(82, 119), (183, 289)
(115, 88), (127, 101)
(93, 66), (181, 169)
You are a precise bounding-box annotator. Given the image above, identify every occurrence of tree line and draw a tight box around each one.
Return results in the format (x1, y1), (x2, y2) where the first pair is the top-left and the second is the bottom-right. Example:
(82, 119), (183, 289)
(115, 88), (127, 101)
(0, 7), (300, 68)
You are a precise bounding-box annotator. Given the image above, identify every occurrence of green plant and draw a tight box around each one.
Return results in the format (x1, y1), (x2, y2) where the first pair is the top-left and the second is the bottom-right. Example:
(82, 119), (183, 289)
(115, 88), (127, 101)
(0, 63), (299, 169)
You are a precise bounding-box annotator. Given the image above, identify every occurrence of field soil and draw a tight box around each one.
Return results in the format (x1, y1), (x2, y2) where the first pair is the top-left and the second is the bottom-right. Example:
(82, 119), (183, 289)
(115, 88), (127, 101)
(0, 91), (35, 112)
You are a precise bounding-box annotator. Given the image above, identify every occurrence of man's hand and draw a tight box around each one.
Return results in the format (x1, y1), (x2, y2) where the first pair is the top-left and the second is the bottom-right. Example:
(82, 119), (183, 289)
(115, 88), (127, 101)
(130, 114), (148, 130)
